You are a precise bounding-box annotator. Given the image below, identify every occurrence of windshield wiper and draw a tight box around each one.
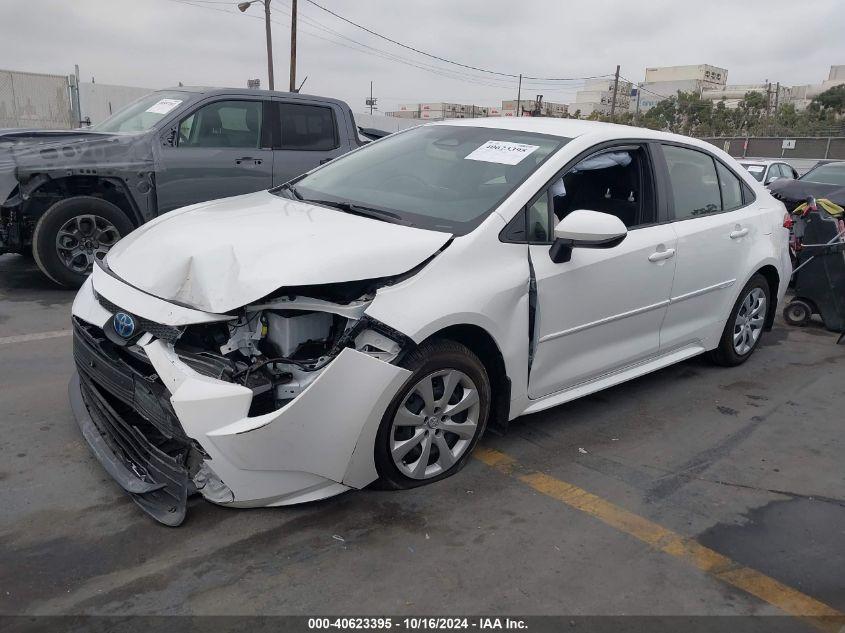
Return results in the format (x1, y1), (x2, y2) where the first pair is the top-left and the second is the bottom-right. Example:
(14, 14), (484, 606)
(307, 199), (403, 223)
(276, 182), (303, 200)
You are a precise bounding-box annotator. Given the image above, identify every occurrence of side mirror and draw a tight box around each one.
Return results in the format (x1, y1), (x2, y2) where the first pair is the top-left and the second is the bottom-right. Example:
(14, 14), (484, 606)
(549, 209), (628, 263)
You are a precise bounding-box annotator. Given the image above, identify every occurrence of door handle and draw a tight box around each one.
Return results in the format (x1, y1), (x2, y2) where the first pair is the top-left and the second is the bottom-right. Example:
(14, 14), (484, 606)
(648, 248), (676, 262)
(730, 227), (749, 239)
(235, 157), (263, 165)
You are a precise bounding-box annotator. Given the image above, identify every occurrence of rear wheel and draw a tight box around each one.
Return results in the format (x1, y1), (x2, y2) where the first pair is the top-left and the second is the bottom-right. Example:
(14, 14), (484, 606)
(708, 274), (770, 366)
(32, 196), (133, 288)
(374, 339), (490, 490)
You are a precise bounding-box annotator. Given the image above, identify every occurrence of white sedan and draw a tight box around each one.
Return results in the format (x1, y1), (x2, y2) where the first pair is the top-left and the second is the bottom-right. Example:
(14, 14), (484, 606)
(69, 119), (791, 525)
(737, 159), (798, 185)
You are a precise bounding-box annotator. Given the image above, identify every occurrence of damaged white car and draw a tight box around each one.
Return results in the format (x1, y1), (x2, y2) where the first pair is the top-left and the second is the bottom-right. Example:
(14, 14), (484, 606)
(70, 119), (790, 525)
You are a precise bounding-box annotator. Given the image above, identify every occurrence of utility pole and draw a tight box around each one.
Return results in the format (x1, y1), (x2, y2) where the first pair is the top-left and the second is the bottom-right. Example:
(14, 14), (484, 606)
(765, 80), (772, 119)
(610, 64), (621, 121)
(289, 0), (297, 92)
(264, 1), (274, 90)
(634, 84), (642, 125)
(516, 73), (522, 117)
(365, 81), (378, 115)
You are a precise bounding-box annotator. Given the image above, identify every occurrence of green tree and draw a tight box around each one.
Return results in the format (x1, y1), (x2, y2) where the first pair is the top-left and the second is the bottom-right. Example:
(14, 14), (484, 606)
(810, 84), (845, 114)
(641, 95), (679, 131)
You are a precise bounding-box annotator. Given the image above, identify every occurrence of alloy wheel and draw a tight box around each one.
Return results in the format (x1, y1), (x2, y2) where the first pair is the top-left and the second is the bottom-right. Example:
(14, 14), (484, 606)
(390, 369), (481, 480)
(733, 287), (766, 355)
(55, 214), (120, 274)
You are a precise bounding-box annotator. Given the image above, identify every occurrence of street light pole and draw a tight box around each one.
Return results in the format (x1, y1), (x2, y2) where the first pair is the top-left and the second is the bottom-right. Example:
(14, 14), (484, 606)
(238, 0), (274, 91)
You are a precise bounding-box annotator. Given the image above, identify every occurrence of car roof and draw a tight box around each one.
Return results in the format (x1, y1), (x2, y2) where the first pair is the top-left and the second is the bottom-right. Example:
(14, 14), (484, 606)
(737, 159), (783, 165)
(429, 117), (723, 150)
(158, 86), (350, 107)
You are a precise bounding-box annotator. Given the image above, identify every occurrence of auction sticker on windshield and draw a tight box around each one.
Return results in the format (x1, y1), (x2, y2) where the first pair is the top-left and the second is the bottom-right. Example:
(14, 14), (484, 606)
(465, 140), (539, 165)
(145, 98), (183, 115)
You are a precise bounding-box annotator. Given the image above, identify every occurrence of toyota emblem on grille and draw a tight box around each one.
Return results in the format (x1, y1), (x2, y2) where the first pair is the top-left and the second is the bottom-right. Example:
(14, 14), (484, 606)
(113, 312), (136, 339)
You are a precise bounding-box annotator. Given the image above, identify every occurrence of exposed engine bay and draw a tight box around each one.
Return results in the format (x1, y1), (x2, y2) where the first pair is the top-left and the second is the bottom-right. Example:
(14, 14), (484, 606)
(167, 292), (407, 417)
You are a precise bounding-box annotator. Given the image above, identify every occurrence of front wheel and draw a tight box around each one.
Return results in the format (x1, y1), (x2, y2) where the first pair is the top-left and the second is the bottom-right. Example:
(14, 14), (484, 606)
(32, 196), (134, 288)
(708, 274), (770, 366)
(374, 340), (490, 490)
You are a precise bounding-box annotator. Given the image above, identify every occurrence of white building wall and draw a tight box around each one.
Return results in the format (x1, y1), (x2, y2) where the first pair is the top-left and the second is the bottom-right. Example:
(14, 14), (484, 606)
(701, 83), (789, 109)
(644, 64), (727, 85)
(77, 82), (152, 125)
(574, 78), (632, 116)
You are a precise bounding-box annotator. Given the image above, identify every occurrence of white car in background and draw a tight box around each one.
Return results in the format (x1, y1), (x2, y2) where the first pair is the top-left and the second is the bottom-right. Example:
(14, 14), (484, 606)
(737, 159), (798, 186)
(70, 119), (791, 525)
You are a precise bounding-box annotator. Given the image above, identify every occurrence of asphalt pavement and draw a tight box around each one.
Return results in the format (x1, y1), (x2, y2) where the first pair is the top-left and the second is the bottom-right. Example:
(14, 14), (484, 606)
(1, 253), (843, 627)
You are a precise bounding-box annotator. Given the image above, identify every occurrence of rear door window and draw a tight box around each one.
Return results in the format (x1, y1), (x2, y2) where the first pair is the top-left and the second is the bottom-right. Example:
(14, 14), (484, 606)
(278, 103), (338, 151)
(662, 145), (722, 220)
(715, 161), (743, 211)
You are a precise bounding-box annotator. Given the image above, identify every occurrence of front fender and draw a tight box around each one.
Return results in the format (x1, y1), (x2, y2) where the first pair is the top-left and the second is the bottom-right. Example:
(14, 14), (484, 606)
(365, 221), (531, 417)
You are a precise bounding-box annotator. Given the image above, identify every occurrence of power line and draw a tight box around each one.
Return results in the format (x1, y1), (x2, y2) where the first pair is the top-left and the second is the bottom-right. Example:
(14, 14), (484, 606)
(165, 0), (521, 89)
(163, 0), (608, 98)
(301, 0), (611, 82)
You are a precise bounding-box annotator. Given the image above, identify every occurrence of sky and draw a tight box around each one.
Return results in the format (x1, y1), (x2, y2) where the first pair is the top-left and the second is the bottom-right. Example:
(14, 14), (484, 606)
(1, 0), (844, 113)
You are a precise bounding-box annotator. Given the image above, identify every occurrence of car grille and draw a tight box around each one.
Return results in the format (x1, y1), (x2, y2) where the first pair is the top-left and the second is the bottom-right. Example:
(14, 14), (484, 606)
(73, 318), (192, 525)
(73, 318), (186, 442)
(96, 293), (182, 343)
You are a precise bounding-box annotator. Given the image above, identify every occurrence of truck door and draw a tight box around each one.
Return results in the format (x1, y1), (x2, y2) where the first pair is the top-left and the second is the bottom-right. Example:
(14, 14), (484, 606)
(271, 99), (352, 185)
(156, 98), (274, 213)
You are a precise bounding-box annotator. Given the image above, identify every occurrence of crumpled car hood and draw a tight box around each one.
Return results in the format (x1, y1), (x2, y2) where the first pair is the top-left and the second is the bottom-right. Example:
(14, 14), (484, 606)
(106, 190), (452, 313)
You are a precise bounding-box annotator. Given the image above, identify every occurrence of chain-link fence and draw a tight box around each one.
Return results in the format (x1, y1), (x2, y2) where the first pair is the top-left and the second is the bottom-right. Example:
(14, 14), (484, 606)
(0, 69), (74, 129)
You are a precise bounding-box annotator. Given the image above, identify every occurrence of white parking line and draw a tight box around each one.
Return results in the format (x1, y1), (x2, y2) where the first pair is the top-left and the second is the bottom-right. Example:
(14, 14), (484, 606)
(0, 329), (72, 346)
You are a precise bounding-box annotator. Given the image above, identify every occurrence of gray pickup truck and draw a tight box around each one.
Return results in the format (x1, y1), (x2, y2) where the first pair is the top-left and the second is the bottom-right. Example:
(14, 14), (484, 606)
(0, 87), (381, 287)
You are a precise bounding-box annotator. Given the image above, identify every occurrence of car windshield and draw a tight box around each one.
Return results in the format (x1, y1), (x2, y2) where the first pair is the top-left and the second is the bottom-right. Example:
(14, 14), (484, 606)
(286, 125), (567, 234)
(800, 163), (845, 186)
(740, 163), (766, 182)
(90, 91), (190, 134)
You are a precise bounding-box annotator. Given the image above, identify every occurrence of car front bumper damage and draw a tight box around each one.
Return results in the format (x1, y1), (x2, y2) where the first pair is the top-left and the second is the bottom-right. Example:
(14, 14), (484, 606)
(70, 277), (411, 526)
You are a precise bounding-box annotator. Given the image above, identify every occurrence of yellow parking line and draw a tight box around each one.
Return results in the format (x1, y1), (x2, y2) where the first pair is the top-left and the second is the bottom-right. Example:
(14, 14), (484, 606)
(474, 446), (844, 633)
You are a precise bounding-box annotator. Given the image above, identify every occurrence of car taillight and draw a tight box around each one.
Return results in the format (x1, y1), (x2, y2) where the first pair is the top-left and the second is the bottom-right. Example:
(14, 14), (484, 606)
(783, 213), (794, 229)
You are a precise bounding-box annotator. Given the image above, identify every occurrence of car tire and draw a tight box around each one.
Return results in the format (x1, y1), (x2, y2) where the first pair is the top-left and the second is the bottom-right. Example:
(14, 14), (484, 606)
(32, 196), (133, 288)
(707, 274), (771, 367)
(373, 339), (491, 490)
(783, 300), (812, 327)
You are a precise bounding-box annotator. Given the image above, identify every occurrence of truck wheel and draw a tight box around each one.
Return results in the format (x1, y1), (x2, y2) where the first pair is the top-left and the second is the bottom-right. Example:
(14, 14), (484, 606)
(32, 197), (133, 288)
(374, 339), (490, 490)
(783, 300), (812, 327)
